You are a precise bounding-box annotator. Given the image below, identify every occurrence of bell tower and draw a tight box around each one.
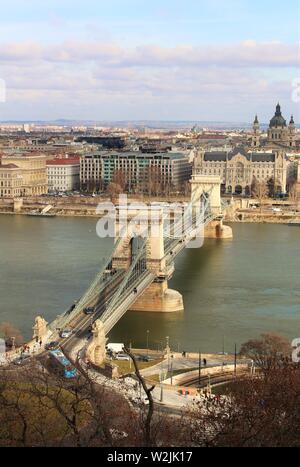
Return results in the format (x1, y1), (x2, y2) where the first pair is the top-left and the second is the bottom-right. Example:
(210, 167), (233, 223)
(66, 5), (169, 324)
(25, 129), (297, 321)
(252, 115), (260, 147)
(288, 115), (296, 148)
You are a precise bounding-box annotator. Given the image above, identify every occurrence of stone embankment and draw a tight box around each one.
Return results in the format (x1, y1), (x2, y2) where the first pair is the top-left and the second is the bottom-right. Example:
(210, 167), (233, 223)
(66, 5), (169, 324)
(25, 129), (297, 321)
(0, 195), (190, 218)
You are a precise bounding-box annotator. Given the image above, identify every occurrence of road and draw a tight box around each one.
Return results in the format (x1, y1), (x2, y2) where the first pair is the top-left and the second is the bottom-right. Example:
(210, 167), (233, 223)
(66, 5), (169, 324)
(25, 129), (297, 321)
(58, 271), (125, 356)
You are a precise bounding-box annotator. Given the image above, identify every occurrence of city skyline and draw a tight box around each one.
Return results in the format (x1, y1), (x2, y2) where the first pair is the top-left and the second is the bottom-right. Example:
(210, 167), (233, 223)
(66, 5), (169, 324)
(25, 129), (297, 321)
(0, 0), (299, 122)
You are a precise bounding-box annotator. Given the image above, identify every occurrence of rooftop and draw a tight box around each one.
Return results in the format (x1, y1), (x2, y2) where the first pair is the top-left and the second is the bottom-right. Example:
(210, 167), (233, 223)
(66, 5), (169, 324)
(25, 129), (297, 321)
(46, 157), (80, 166)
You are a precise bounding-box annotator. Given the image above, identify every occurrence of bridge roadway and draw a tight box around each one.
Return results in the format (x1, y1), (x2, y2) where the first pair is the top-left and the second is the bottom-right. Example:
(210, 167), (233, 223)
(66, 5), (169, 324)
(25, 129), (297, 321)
(58, 270), (125, 355)
(54, 268), (156, 355)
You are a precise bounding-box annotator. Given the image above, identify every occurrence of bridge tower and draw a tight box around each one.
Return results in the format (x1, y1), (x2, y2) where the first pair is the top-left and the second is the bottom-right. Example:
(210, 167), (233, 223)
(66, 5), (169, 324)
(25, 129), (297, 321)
(112, 206), (184, 313)
(191, 174), (233, 239)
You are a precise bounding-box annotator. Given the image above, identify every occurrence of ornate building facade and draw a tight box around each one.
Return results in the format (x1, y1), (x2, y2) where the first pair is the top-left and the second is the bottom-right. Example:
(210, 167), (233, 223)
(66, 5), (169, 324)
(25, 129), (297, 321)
(1, 153), (48, 196)
(0, 163), (23, 198)
(194, 147), (287, 195)
(252, 103), (296, 149)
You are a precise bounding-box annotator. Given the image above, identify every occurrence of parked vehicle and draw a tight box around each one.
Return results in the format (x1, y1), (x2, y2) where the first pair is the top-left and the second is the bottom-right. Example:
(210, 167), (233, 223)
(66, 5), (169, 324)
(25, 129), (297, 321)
(136, 355), (150, 362)
(116, 353), (130, 361)
(60, 329), (72, 339)
(45, 341), (60, 351)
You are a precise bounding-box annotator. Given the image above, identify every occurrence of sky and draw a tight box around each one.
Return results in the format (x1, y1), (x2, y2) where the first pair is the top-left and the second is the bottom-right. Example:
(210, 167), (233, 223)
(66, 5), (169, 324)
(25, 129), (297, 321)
(0, 0), (299, 123)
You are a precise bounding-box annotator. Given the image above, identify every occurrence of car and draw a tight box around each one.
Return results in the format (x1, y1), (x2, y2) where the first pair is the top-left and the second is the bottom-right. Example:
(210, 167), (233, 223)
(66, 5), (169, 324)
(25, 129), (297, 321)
(84, 306), (95, 315)
(136, 355), (150, 362)
(45, 341), (60, 351)
(115, 353), (130, 361)
(13, 354), (31, 366)
(60, 329), (73, 339)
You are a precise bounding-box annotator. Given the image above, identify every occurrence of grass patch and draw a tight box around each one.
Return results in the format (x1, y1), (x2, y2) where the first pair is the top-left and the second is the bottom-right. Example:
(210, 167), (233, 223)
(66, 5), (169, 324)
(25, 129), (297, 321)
(146, 367), (203, 384)
(110, 358), (164, 375)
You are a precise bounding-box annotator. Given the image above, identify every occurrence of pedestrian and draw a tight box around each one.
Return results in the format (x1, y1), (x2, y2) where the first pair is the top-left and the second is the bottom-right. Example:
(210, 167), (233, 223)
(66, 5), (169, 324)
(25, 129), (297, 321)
(39, 339), (42, 348)
(203, 358), (207, 366)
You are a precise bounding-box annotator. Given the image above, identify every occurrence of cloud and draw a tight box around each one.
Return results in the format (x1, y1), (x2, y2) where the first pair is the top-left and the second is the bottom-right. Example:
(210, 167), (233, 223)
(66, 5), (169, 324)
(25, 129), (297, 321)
(0, 40), (299, 68)
(0, 39), (299, 121)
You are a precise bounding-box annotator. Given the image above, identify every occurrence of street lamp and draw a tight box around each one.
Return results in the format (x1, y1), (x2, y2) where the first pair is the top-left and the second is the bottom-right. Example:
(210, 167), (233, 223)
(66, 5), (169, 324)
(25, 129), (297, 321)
(198, 350), (202, 388)
(146, 330), (150, 357)
(160, 369), (164, 402)
(170, 355), (174, 385)
(129, 341), (132, 370)
(234, 343), (237, 377)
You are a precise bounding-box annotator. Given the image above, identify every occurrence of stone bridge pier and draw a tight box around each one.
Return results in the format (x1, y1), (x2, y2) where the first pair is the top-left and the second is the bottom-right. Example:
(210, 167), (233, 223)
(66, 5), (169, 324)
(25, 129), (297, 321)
(112, 206), (184, 313)
(191, 174), (233, 239)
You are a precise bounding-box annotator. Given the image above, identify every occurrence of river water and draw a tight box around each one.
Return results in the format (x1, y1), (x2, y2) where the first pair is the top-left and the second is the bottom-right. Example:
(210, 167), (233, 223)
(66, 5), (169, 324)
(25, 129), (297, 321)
(0, 215), (299, 352)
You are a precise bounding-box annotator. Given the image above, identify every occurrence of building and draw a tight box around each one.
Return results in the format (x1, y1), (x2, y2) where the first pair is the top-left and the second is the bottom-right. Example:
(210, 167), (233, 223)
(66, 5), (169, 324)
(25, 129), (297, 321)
(0, 163), (23, 198)
(252, 103), (297, 149)
(1, 153), (48, 196)
(195, 147), (287, 195)
(47, 158), (80, 192)
(80, 151), (192, 193)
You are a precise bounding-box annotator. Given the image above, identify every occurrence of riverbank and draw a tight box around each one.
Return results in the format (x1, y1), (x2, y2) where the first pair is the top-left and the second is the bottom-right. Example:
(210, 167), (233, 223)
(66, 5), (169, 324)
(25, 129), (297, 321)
(0, 195), (299, 224)
(232, 210), (300, 224)
(0, 194), (191, 218)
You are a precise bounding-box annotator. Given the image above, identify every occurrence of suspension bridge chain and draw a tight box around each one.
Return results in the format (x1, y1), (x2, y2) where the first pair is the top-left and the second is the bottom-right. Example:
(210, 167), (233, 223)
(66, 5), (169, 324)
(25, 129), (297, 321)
(100, 237), (149, 327)
(163, 189), (214, 255)
(48, 236), (125, 333)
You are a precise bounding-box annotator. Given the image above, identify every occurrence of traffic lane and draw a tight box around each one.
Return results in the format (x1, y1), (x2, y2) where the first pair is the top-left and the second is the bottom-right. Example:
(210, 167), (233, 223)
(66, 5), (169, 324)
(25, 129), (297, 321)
(141, 357), (233, 377)
(57, 276), (122, 353)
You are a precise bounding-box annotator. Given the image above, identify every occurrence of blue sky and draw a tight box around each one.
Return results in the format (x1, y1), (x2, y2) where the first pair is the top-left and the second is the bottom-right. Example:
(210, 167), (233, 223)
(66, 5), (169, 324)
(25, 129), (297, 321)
(0, 0), (299, 122)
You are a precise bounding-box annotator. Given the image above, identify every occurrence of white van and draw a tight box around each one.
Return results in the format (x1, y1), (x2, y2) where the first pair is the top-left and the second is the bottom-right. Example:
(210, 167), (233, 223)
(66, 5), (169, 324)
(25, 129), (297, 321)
(116, 353), (130, 361)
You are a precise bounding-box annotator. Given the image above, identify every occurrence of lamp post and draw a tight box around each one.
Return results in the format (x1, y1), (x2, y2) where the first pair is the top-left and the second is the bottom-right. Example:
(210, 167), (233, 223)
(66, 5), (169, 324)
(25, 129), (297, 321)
(129, 341), (132, 370)
(166, 335), (170, 353)
(234, 343), (237, 377)
(198, 350), (202, 388)
(160, 370), (164, 402)
(146, 330), (150, 357)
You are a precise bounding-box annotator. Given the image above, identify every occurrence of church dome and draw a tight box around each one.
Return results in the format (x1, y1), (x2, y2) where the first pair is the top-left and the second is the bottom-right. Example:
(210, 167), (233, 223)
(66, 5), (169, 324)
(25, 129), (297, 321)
(269, 103), (287, 128)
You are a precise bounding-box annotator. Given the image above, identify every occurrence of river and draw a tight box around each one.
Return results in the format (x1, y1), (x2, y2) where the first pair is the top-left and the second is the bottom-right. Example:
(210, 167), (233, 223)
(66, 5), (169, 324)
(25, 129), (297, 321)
(0, 215), (299, 352)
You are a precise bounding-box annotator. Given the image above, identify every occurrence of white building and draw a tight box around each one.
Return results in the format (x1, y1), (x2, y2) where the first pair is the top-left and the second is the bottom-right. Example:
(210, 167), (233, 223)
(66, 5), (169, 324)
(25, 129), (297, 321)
(47, 158), (80, 192)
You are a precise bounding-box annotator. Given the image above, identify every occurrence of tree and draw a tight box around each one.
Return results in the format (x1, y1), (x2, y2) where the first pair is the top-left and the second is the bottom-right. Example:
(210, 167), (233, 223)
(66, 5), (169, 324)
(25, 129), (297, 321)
(0, 360), (136, 447)
(289, 181), (299, 213)
(112, 169), (126, 192)
(186, 362), (300, 447)
(124, 346), (155, 447)
(106, 182), (123, 202)
(146, 166), (163, 197)
(252, 179), (268, 213)
(240, 333), (290, 375)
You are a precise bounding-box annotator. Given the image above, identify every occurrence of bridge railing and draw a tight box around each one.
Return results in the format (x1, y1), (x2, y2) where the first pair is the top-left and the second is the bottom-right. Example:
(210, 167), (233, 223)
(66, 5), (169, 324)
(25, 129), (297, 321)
(100, 237), (148, 326)
(48, 236), (124, 334)
(103, 270), (155, 335)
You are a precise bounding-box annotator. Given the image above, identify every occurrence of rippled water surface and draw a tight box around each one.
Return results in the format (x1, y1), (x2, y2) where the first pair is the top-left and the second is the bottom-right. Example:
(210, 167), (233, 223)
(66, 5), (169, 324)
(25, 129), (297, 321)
(0, 215), (299, 352)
